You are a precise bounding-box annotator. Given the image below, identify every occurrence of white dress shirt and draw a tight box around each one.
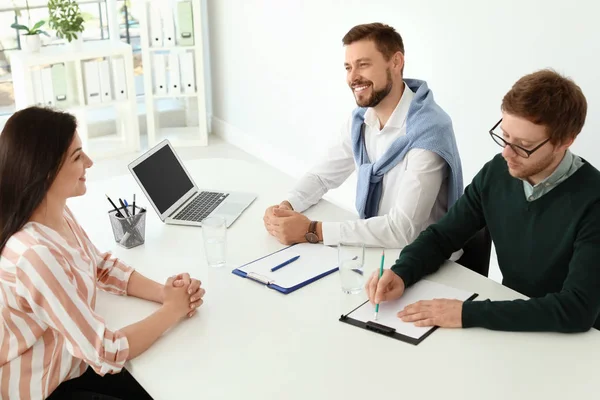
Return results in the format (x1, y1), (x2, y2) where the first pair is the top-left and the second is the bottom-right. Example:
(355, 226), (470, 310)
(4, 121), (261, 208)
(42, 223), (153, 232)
(287, 83), (449, 248)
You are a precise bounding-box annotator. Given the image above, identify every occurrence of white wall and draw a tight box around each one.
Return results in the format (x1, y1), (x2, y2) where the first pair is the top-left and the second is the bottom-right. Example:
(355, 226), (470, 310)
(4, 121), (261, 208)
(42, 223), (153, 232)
(207, 0), (600, 210)
(206, 0), (599, 282)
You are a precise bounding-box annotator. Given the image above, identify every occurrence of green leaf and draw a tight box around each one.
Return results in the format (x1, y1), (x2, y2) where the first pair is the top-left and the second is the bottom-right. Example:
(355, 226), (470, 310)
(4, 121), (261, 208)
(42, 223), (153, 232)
(47, 0), (86, 38)
(10, 23), (30, 31)
(31, 20), (45, 31)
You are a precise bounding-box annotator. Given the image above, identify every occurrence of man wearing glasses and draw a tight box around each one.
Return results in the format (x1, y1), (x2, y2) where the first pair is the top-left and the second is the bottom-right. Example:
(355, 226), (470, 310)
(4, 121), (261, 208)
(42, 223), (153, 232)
(367, 69), (600, 333)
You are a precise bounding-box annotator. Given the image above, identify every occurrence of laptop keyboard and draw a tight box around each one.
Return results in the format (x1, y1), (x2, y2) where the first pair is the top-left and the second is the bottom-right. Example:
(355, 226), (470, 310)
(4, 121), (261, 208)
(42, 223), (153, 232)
(173, 191), (229, 222)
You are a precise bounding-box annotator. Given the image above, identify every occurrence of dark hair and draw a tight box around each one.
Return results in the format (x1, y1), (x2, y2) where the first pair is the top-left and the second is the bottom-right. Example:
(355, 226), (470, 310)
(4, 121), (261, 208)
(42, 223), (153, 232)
(0, 107), (77, 253)
(502, 69), (587, 145)
(342, 23), (405, 61)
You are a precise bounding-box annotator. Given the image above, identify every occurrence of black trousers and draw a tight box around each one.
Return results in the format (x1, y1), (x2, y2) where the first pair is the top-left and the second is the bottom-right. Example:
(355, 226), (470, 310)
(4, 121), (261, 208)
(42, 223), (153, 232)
(47, 367), (153, 400)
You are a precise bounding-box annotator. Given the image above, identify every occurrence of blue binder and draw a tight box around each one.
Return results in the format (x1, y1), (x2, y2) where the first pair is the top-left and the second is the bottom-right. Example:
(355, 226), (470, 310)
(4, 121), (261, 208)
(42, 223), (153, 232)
(231, 243), (338, 294)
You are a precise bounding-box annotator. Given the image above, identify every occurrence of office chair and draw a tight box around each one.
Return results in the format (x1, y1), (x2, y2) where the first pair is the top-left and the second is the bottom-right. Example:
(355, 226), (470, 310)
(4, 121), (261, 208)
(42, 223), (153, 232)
(456, 227), (492, 277)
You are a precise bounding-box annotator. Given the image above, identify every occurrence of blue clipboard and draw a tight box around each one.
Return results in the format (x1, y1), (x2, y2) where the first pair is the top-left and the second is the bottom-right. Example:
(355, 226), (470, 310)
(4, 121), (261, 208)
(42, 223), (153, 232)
(231, 244), (338, 294)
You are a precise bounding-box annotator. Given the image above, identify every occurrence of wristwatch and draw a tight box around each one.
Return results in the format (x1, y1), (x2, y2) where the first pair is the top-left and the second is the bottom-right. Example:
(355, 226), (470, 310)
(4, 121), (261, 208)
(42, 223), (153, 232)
(304, 221), (319, 244)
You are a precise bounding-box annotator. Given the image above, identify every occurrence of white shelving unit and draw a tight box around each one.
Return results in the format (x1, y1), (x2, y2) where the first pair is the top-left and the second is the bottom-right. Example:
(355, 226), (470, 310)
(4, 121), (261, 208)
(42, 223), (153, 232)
(10, 41), (141, 159)
(135, 0), (208, 147)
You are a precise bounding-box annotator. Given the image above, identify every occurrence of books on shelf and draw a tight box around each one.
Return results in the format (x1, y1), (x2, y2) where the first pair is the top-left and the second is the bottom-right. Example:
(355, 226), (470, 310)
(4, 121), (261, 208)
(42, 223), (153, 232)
(148, 1), (195, 48)
(40, 67), (55, 107)
(10, 41), (141, 157)
(152, 54), (168, 95)
(180, 51), (196, 94)
(112, 58), (128, 100)
(26, 57), (131, 108)
(168, 52), (181, 95)
(138, 0), (207, 147)
(50, 63), (68, 105)
(176, 1), (194, 46)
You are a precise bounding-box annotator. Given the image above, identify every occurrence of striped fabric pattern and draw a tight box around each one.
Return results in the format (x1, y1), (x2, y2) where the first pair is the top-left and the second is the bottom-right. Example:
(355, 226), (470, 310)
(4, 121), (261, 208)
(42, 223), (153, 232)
(0, 207), (134, 399)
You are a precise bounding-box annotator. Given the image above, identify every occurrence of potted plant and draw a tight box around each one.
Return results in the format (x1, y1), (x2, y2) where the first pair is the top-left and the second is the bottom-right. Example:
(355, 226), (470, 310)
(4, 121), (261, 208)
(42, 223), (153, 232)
(47, 0), (86, 49)
(11, 20), (49, 53)
(10, 0), (49, 53)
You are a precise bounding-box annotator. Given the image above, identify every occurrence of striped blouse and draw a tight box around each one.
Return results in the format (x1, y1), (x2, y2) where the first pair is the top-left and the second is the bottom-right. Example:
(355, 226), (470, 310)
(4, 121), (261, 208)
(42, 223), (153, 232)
(0, 207), (134, 399)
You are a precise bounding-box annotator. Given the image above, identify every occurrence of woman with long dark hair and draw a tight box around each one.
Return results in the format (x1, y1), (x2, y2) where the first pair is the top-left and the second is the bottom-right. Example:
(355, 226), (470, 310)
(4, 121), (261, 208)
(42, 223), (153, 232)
(0, 107), (205, 399)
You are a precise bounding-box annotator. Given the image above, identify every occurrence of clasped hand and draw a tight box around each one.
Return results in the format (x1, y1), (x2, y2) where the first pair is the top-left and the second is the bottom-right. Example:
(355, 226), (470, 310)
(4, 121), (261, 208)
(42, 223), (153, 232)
(263, 203), (310, 245)
(162, 273), (205, 319)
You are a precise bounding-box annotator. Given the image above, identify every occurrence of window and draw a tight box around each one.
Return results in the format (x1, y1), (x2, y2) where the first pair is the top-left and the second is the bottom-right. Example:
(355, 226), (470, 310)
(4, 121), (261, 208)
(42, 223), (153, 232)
(0, 0), (144, 115)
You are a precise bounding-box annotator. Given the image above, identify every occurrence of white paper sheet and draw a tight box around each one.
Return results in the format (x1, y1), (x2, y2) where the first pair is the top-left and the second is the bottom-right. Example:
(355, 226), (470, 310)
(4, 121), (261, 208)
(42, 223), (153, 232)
(238, 244), (338, 289)
(347, 279), (475, 340)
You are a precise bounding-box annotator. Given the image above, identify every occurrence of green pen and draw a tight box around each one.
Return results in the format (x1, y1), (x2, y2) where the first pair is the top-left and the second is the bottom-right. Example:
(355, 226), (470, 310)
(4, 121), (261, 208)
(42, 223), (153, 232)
(374, 249), (385, 320)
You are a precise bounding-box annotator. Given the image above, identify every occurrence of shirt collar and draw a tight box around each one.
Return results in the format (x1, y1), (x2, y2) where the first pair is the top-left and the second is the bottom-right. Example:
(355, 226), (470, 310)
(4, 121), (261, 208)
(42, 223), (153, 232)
(363, 82), (414, 131)
(524, 150), (575, 190)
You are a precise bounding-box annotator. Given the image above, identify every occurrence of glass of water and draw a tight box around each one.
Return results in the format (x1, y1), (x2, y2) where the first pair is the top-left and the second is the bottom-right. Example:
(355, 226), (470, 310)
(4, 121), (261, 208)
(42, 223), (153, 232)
(202, 216), (227, 268)
(338, 242), (365, 294)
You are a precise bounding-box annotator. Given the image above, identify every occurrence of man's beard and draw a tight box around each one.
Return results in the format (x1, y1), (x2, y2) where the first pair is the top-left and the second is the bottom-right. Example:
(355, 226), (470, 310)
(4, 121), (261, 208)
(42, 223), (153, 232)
(506, 153), (556, 181)
(353, 69), (393, 108)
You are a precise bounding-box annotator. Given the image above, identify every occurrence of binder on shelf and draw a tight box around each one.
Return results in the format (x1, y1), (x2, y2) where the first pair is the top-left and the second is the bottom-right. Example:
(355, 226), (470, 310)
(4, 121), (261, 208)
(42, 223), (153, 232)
(232, 243), (339, 295)
(98, 59), (113, 103)
(176, 1), (194, 46)
(40, 67), (55, 107)
(83, 60), (101, 105)
(168, 52), (181, 94)
(112, 58), (128, 101)
(31, 68), (45, 106)
(64, 62), (79, 106)
(51, 63), (68, 105)
(152, 54), (168, 95)
(149, 6), (163, 47)
(161, 4), (176, 47)
(179, 51), (196, 94)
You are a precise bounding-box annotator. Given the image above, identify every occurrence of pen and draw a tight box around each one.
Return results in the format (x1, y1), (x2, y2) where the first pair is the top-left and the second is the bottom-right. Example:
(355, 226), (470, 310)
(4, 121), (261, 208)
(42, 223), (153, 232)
(271, 255), (300, 272)
(124, 199), (136, 220)
(106, 195), (123, 218)
(107, 195), (142, 243)
(119, 198), (131, 217)
(119, 198), (144, 242)
(132, 194), (136, 216)
(374, 250), (385, 321)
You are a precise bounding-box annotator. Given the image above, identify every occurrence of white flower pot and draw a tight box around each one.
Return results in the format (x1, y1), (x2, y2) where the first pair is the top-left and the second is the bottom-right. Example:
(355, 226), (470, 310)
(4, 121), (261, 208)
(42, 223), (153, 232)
(21, 34), (41, 53)
(68, 35), (84, 51)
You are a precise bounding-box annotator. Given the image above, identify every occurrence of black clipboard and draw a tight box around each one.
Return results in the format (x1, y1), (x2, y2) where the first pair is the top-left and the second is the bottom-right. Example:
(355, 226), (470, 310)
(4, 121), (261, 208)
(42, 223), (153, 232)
(339, 293), (479, 345)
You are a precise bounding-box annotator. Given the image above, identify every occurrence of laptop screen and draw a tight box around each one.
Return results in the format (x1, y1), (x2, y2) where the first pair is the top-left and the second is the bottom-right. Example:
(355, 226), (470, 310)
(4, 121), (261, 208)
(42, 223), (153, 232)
(131, 145), (194, 214)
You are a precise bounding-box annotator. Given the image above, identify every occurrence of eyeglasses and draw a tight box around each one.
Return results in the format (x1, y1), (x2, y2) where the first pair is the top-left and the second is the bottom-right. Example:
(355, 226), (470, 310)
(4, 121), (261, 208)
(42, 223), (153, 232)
(489, 119), (550, 158)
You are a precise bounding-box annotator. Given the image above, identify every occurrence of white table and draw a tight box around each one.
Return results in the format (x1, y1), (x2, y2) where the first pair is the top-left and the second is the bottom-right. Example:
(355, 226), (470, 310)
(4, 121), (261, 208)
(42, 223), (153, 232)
(68, 158), (600, 400)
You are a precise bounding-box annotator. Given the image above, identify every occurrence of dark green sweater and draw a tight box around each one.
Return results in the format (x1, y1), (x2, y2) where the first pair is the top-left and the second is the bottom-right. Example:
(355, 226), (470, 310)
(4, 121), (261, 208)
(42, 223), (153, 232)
(391, 154), (600, 332)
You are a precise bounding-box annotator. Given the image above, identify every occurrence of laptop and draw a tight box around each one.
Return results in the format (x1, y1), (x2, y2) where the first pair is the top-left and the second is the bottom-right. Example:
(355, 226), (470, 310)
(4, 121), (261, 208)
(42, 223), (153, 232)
(128, 140), (256, 228)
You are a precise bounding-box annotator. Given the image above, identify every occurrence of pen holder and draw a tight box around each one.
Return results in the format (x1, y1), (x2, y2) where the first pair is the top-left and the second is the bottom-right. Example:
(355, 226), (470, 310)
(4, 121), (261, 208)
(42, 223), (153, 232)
(108, 206), (146, 249)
